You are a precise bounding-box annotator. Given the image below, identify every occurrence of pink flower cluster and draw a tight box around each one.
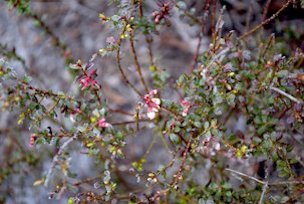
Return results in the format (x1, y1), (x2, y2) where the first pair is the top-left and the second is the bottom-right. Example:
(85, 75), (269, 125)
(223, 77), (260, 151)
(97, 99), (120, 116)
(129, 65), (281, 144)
(79, 69), (100, 90)
(98, 118), (111, 128)
(181, 99), (190, 117)
(144, 89), (161, 120)
(152, 0), (174, 24)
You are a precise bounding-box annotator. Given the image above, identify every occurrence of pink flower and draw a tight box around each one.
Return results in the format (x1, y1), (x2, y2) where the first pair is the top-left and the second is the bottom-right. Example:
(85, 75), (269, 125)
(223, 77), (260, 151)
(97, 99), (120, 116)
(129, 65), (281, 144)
(144, 89), (161, 120)
(70, 108), (82, 123)
(181, 99), (190, 117)
(73, 108), (82, 114)
(79, 69), (99, 90)
(29, 134), (37, 147)
(153, 0), (174, 24)
(98, 118), (111, 128)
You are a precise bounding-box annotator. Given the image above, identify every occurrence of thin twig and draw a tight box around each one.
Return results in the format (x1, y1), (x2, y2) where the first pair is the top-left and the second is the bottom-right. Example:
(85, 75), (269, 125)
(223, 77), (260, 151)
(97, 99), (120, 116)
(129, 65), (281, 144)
(138, 0), (155, 67)
(262, 0), (273, 21)
(171, 137), (193, 186)
(138, 0), (144, 17)
(20, 80), (75, 101)
(261, 33), (275, 58)
(259, 160), (270, 204)
(0, 44), (29, 70)
(226, 168), (304, 186)
(145, 35), (155, 67)
(189, 31), (203, 72)
(129, 32), (149, 92)
(175, 3), (204, 25)
(225, 168), (265, 184)
(270, 86), (302, 104)
(116, 30), (142, 97)
(269, 180), (304, 186)
(239, 0), (292, 40)
(259, 181), (268, 204)
(111, 119), (151, 126)
(47, 99), (60, 113)
(44, 131), (78, 187)
(28, 13), (73, 62)
(108, 108), (134, 116)
(73, 174), (102, 186)
(199, 47), (230, 71)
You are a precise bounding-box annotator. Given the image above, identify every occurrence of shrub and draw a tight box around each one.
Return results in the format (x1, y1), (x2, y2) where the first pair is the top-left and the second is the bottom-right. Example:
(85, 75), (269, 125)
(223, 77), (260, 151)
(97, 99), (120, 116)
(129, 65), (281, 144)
(0, 0), (304, 203)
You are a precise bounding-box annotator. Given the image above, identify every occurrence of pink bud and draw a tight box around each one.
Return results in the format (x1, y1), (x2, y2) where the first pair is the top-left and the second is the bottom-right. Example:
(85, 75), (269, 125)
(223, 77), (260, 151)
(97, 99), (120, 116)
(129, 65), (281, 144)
(98, 118), (111, 128)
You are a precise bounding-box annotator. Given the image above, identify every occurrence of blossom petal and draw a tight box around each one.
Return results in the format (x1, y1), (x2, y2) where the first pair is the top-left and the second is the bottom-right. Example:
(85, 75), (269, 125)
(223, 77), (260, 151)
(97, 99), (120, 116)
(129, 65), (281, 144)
(151, 98), (161, 105)
(147, 111), (156, 120)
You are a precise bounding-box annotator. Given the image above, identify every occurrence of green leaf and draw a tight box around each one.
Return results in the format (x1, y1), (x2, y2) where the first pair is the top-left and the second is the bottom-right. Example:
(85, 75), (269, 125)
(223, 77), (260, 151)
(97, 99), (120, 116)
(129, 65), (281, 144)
(257, 125), (268, 135)
(222, 182), (232, 189)
(67, 197), (75, 204)
(22, 75), (32, 83)
(169, 133), (180, 144)
(227, 94), (236, 106)
(194, 121), (202, 128)
(204, 121), (210, 129)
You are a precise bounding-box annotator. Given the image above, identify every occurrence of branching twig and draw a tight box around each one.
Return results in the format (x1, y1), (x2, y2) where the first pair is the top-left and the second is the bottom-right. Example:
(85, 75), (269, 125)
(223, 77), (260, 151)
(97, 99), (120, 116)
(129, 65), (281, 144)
(44, 131), (79, 187)
(225, 168), (265, 184)
(199, 47), (230, 71)
(116, 30), (142, 97)
(259, 181), (269, 204)
(240, 0), (292, 40)
(171, 137), (193, 186)
(226, 168), (304, 187)
(28, 13), (72, 61)
(0, 44), (29, 70)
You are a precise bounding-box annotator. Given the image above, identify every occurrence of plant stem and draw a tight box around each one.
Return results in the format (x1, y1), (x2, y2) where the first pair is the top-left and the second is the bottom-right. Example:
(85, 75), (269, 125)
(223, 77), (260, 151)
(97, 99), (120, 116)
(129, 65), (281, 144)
(116, 31), (142, 97)
(240, 0), (292, 40)
(44, 131), (79, 187)
(129, 32), (149, 92)
(270, 86), (302, 104)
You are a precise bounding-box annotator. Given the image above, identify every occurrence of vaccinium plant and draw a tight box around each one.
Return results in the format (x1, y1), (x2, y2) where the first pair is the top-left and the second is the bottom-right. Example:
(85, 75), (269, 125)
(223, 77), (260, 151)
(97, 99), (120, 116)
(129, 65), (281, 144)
(0, 0), (304, 203)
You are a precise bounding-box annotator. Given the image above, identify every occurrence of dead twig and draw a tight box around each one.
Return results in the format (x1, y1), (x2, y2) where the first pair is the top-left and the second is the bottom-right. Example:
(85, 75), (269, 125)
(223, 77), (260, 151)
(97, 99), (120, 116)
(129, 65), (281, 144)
(44, 131), (79, 187)
(240, 0), (292, 40)
(225, 168), (304, 187)
(270, 86), (302, 104)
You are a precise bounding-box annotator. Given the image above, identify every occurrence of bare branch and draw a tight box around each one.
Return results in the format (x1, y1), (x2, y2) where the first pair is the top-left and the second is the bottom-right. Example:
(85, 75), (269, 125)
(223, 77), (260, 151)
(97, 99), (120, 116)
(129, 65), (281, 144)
(259, 181), (268, 204)
(44, 132), (79, 187)
(270, 86), (302, 104)
(225, 168), (265, 184)
(240, 0), (292, 40)
(226, 168), (304, 187)
(199, 47), (230, 72)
